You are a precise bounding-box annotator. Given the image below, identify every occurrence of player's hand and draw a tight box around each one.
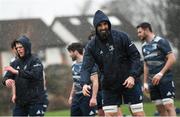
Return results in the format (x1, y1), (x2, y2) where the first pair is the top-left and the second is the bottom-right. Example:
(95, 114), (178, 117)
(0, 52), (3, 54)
(143, 83), (149, 93)
(152, 72), (163, 85)
(4, 66), (18, 75)
(123, 76), (135, 88)
(89, 97), (97, 107)
(68, 97), (73, 105)
(5, 79), (14, 88)
(82, 84), (91, 96)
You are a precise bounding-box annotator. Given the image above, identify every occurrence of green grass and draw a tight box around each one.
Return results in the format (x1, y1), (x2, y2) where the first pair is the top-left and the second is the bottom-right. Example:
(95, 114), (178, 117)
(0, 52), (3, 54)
(45, 100), (180, 116)
(45, 109), (70, 116)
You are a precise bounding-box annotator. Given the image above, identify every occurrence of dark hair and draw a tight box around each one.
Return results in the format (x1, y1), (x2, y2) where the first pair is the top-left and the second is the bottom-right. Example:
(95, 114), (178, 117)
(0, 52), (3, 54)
(11, 39), (17, 49)
(136, 22), (152, 32)
(67, 43), (83, 55)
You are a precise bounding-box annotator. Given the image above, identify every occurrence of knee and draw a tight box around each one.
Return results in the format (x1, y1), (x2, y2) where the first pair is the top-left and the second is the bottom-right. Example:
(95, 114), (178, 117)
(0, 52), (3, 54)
(162, 98), (175, 111)
(164, 103), (175, 112)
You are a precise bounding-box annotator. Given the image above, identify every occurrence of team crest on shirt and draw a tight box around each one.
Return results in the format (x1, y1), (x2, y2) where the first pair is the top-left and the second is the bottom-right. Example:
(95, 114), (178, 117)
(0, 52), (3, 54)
(143, 48), (151, 55)
(72, 64), (81, 75)
(152, 43), (157, 50)
(143, 48), (147, 54)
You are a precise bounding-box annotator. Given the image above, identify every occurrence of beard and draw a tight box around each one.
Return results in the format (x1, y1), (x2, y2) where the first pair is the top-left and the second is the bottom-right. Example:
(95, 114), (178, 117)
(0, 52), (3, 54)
(140, 35), (147, 41)
(71, 56), (76, 61)
(98, 29), (110, 41)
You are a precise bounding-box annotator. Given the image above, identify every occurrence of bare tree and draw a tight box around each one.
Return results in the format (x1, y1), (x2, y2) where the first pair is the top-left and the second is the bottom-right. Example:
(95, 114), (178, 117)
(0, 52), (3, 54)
(103, 0), (168, 35)
(166, 0), (180, 47)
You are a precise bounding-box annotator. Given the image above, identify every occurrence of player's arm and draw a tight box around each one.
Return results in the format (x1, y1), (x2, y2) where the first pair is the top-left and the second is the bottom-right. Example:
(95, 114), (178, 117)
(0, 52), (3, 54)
(81, 43), (96, 85)
(68, 83), (75, 105)
(4, 66), (18, 75)
(159, 39), (176, 75)
(143, 62), (149, 92)
(152, 52), (176, 85)
(11, 81), (16, 103)
(152, 39), (176, 85)
(3, 62), (16, 88)
(125, 34), (141, 79)
(160, 52), (176, 75)
(89, 73), (98, 107)
(122, 33), (141, 88)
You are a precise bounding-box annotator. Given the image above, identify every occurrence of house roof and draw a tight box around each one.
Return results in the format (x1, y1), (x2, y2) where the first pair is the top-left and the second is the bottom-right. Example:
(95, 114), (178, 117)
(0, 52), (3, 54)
(0, 18), (66, 51)
(51, 13), (138, 45)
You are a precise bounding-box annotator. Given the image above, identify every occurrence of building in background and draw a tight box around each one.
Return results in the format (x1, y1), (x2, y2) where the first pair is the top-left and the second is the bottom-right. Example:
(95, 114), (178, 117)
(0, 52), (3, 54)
(0, 18), (66, 75)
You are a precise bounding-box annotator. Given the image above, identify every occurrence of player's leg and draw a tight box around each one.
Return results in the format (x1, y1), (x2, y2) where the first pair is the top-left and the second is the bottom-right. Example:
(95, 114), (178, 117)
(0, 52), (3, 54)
(102, 90), (122, 116)
(70, 95), (82, 116)
(13, 104), (28, 116)
(80, 95), (96, 116)
(96, 90), (105, 116)
(117, 107), (123, 117)
(150, 82), (169, 116)
(153, 99), (168, 116)
(97, 90), (123, 116)
(124, 82), (145, 116)
(163, 99), (176, 116)
(160, 81), (176, 116)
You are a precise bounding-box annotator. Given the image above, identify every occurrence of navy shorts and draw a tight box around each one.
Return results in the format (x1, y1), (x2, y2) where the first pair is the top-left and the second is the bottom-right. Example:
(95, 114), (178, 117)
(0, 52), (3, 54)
(102, 82), (143, 106)
(13, 104), (45, 116)
(149, 80), (175, 101)
(71, 94), (96, 116)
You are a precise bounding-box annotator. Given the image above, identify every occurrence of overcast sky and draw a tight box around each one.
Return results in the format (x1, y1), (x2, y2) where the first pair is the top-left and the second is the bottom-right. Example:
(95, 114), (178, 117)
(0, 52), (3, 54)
(0, 0), (111, 25)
